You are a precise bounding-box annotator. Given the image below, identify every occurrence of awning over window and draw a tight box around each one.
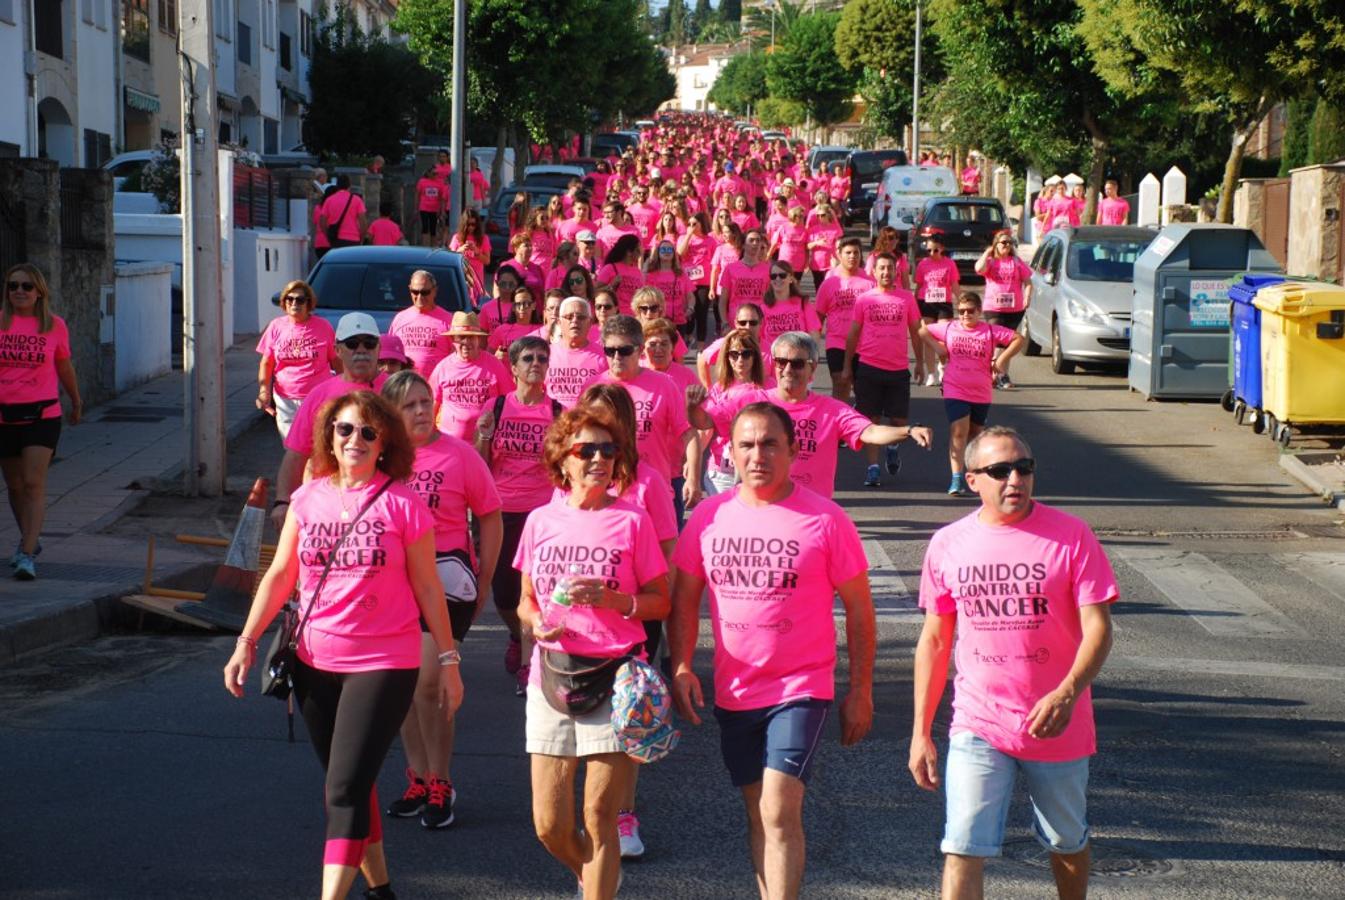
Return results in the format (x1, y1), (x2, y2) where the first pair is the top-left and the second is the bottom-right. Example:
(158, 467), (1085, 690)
(125, 86), (160, 114)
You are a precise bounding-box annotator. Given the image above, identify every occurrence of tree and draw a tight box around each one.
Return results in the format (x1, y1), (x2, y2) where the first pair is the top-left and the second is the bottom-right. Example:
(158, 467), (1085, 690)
(743, 0), (805, 50)
(766, 12), (856, 127)
(304, 7), (438, 161)
(719, 0), (742, 25)
(1279, 97), (1312, 175)
(707, 51), (768, 115)
(688, 0), (712, 40)
(756, 97), (806, 128)
(1309, 97), (1345, 166)
(835, 0), (933, 141)
(1078, 0), (1345, 221)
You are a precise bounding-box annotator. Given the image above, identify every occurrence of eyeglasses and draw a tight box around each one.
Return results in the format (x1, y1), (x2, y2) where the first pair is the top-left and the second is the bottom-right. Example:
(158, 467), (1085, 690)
(956, 307), (979, 316)
(726, 349), (753, 361)
(560, 313), (590, 321)
(769, 273), (790, 281)
(6, 280), (35, 292)
(995, 241), (1012, 247)
(283, 294), (308, 304)
(604, 344), (638, 358)
(735, 318), (760, 327)
(409, 288), (433, 296)
(773, 356), (809, 371)
(970, 458), (1036, 480)
(595, 304), (617, 312)
(635, 305), (661, 314)
(568, 441), (619, 461)
(333, 421), (379, 441)
(567, 276), (587, 284)
(342, 336), (379, 351)
(518, 353), (549, 365)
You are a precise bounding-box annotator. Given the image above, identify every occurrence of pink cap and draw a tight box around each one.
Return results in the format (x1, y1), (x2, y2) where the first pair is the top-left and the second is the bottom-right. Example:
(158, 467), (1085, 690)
(378, 333), (408, 364)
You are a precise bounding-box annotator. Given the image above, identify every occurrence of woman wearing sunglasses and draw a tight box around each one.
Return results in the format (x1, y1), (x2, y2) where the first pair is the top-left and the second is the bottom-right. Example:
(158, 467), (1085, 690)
(595, 234), (646, 317)
(448, 209), (490, 299)
(920, 292), (1025, 496)
(701, 327), (766, 496)
(913, 231), (961, 387)
(677, 212), (716, 347)
(224, 390), (464, 900)
(526, 207), (557, 273)
(379, 371), (502, 830)
(488, 286), (545, 359)
(974, 229), (1034, 389)
(256, 280), (339, 440)
(544, 241), (579, 294)
(707, 221), (744, 337)
(515, 405), (669, 900)
(759, 261), (822, 355)
(1, 264), (81, 581)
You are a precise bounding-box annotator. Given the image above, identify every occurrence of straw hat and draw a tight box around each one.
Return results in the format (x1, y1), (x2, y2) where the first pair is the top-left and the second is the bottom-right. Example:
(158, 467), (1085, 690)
(444, 311), (488, 338)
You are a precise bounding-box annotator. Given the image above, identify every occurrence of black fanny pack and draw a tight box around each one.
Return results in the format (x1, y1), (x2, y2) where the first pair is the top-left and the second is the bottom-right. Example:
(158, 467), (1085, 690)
(0, 399), (57, 424)
(539, 648), (630, 716)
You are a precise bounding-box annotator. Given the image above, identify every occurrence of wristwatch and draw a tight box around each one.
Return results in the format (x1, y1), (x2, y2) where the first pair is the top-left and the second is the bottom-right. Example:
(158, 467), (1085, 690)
(438, 649), (462, 667)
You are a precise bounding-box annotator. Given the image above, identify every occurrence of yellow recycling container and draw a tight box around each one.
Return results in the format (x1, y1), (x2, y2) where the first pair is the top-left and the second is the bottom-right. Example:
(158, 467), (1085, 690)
(1252, 281), (1345, 445)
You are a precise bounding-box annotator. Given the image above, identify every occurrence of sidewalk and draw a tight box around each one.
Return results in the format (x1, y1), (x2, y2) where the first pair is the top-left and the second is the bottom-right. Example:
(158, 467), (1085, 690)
(0, 343), (265, 665)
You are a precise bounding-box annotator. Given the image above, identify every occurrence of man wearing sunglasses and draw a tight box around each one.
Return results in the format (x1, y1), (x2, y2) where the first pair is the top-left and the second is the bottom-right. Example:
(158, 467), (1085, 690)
(389, 270), (456, 377)
(911, 426), (1117, 900)
(272, 312), (388, 531)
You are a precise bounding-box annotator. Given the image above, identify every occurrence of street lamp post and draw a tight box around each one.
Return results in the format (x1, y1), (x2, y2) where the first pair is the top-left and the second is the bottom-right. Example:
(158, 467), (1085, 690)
(911, 0), (921, 163)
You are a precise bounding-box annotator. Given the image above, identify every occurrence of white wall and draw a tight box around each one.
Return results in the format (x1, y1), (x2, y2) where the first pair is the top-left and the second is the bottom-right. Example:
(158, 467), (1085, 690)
(75, 0), (117, 159)
(0, 1), (28, 154)
(259, 0), (278, 121)
(214, 0), (237, 98)
(112, 262), (174, 390)
(233, 230), (308, 333)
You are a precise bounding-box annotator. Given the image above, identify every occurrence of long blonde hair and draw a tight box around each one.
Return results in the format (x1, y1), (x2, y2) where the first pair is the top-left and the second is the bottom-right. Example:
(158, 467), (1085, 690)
(2, 263), (54, 333)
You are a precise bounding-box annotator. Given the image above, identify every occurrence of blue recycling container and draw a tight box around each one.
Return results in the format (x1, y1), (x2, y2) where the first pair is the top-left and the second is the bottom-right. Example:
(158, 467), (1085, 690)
(1228, 273), (1285, 412)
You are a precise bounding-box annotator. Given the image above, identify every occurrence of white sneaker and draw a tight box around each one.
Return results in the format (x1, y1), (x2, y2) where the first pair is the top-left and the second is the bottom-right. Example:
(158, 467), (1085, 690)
(618, 811), (645, 859)
(923, 372), (938, 387)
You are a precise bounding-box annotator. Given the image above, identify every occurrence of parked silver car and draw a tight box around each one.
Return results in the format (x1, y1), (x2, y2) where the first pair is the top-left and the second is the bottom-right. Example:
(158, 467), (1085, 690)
(1023, 226), (1156, 374)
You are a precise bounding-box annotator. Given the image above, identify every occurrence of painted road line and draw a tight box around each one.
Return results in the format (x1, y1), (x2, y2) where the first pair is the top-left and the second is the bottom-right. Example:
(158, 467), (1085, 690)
(1278, 552), (1345, 603)
(1117, 548), (1303, 638)
(838, 539), (919, 617)
(1115, 655), (1345, 683)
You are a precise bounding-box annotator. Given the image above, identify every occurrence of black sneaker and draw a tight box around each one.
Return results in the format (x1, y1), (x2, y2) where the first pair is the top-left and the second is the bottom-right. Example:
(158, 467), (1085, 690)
(420, 776), (456, 829)
(386, 768), (428, 817)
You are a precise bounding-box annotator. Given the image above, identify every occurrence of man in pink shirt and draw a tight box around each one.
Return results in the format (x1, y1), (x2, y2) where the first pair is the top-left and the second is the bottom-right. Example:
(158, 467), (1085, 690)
(911, 426), (1116, 900)
(389, 270), (456, 377)
(813, 237), (874, 402)
(318, 174), (367, 248)
(545, 297), (607, 408)
(717, 229), (771, 329)
(1096, 179), (1130, 226)
(669, 401), (875, 900)
(626, 184), (660, 247)
(555, 195), (598, 245)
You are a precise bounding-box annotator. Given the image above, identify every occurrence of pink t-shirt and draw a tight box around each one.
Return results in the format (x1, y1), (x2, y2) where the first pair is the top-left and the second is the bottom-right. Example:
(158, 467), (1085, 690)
(389, 305), (456, 377)
(476, 298), (512, 335)
(807, 222), (843, 271)
(528, 228), (557, 271)
(596, 262), (645, 315)
(1097, 196), (1130, 226)
(673, 485), (868, 711)
(585, 367), (690, 480)
(368, 218), (404, 246)
(514, 497), (668, 659)
(643, 270), (691, 324)
(774, 223), (809, 271)
(416, 178), (444, 214)
(487, 393), (560, 512)
(255, 314), (338, 400)
(720, 260), (771, 322)
(681, 234), (715, 285)
(545, 341), (606, 408)
(469, 169), (489, 202)
(914, 256), (961, 304)
(851, 288), (921, 372)
(710, 240), (741, 282)
(760, 390), (871, 498)
(814, 269), (876, 351)
(292, 477), (433, 673)
(556, 217), (598, 245)
(407, 434), (501, 555)
(927, 320), (1018, 405)
(321, 190), (366, 243)
(283, 373), (388, 455)
(0, 313), (70, 417)
(596, 222), (640, 258)
(627, 203), (660, 244)
(429, 352), (512, 440)
(759, 297), (821, 353)
(982, 257), (1033, 313)
(919, 502), (1119, 762)
(548, 461), (677, 544)
(450, 233), (491, 294)
(487, 322), (544, 354)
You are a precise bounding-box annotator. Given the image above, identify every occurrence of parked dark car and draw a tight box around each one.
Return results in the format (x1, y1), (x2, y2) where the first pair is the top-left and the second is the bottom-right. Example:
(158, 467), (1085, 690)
(908, 197), (1009, 285)
(591, 132), (639, 157)
(485, 183), (566, 265)
(272, 246), (471, 333)
(844, 149), (910, 225)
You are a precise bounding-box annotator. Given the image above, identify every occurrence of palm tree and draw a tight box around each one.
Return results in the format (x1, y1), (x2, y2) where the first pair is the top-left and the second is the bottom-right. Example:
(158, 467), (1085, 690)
(742, 0), (807, 51)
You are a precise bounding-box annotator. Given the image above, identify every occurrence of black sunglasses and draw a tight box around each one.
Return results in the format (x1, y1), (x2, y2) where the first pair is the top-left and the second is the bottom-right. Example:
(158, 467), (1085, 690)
(568, 441), (618, 461)
(736, 318), (760, 327)
(635, 305), (661, 314)
(342, 336), (379, 351)
(773, 356), (809, 371)
(409, 288), (433, 296)
(567, 275), (587, 283)
(769, 272), (790, 281)
(726, 349), (753, 361)
(6, 280), (35, 292)
(333, 421), (379, 441)
(971, 458), (1036, 480)
(283, 294), (308, 304)
(519, 353), (549, 365)
(604, 344), (638, 358)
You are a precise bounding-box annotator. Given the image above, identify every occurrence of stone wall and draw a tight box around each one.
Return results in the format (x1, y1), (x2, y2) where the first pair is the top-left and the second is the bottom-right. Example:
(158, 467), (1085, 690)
(58, 167), (117, 408)
(1287, 163), (1345, 282)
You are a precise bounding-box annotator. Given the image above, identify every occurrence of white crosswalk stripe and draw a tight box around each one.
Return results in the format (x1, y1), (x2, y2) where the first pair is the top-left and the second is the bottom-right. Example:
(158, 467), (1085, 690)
(834, 539), (919, 618)
(1117, 548), (1304, 637)
(1278, 552), (1345, 603)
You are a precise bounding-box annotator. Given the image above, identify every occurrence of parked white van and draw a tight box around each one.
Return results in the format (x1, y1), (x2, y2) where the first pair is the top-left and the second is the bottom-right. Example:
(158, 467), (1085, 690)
(869, 165), (958, 239)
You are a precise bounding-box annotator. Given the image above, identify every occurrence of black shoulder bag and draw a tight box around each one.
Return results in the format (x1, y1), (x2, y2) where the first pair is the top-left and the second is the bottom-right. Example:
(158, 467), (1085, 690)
(260, 477), (394, 700)
(324, 191), (357, 245)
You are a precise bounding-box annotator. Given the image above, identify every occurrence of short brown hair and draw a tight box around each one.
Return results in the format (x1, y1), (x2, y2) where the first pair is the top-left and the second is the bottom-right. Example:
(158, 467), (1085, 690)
(641, 316), (678, 344)
(542, 406), (634, 494)
(309, 391), (415, 481)
(278, 278), (317, 309)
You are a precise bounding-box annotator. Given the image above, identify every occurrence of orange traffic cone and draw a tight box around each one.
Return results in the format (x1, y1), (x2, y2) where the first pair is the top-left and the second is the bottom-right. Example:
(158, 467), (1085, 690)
(181, 477), (269, 631)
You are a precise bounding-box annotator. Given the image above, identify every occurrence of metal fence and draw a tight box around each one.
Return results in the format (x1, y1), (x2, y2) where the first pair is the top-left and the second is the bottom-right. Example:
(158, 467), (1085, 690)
(60, 186), (105, 251)
(234, 165), (290, 230)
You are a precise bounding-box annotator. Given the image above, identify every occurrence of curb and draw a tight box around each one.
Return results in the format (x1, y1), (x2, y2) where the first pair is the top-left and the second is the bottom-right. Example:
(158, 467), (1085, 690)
(1279, 453), (1345, 512)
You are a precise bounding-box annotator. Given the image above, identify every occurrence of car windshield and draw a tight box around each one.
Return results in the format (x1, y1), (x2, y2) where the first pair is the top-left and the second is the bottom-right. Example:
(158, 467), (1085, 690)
(1066, 240), (1150, 282)
(852, 153), (907, 180)
(310, 262), (466, 313)
(492, 190), (559, 216)
(927, 203), (1004, 225)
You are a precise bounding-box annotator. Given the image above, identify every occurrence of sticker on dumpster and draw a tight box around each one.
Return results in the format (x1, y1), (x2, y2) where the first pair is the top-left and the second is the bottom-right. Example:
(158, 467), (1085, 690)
(1189, 280), (1230, 328)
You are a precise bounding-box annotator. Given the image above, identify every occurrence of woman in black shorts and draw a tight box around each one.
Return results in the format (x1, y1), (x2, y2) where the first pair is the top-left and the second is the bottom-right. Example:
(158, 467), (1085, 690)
(1, 264), (81, 581)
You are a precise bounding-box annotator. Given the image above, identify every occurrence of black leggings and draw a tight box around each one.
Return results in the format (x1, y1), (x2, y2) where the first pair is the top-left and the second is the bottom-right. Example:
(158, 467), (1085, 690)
(691, 285), (712, 343)
(492, 511), (532, 635)
(293, 660), (419, 867)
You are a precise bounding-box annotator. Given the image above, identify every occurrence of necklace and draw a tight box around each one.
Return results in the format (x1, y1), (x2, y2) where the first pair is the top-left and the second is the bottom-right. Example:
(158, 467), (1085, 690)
(335, 477), (363, 520)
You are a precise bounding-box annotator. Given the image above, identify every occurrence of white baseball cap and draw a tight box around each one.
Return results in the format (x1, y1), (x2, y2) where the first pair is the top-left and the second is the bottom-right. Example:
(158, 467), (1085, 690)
(335, 312), (380, 341)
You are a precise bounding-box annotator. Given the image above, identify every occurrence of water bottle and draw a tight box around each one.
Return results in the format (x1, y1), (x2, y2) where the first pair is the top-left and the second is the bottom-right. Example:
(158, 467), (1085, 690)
(542, 565), (580, 632)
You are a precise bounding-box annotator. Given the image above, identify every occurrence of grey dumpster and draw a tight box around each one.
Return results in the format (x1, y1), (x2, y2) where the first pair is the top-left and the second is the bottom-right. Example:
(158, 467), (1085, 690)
(1129, 224), (1281, 400)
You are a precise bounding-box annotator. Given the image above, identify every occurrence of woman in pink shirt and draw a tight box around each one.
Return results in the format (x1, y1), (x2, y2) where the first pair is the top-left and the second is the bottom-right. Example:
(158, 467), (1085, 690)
(1, 264), (82, 581)
(595, 235), (645, 315)
(707, 223), (744, 334)
(642, 241), (694, 337)
(497, 233), (545, 300)
(769, 205), (810, 276)
(224, 391), (463, 900)
(702, 327), (766, 494)
(919, 292), (1024, 496)
(914, 233), (961, 386)
(974, 230), (1034, 389)
(380, 370), (503, 829)
(256, 279), (341, 440)
(488, 286), (545, 358)
(448, 209), (490, 298)
(415, 169), (446, 247)
(730, 193), (760, 232)
(677, 212), (716, 346)
(524, 207), (557, 271)
(545, 241), (579, 294)
(866, 226), (911, 288)
(516, 405), (669, 899)
(758, 261), (822, 353)
(806, 203), (844, 290)
(473, 336), (562, 696)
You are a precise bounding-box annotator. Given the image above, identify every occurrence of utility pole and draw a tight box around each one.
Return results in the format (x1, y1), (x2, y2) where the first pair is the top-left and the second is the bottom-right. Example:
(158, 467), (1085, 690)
(911, 0), (921, 163)
(448, 0), (466, 233)
(179, 0), (226, 496)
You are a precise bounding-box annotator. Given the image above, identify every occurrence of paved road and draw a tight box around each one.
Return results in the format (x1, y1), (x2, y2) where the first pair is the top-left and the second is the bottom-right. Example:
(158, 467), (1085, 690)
(3, 356), (1344, 898)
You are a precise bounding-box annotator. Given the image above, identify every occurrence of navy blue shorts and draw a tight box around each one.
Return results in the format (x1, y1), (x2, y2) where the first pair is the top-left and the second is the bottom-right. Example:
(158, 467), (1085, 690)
(714, 698), (832, 787)
(944, 398), (991, 425)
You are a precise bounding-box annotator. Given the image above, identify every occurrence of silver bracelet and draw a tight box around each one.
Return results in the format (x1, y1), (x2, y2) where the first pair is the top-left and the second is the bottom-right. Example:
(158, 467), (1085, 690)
(438, 649), (462, 666)
(621, 593), (639, 620)
(236, 635), (257, 649)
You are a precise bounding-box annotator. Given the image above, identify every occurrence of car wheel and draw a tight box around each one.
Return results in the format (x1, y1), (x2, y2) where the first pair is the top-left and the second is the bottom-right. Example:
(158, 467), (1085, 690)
(1050, 319), (1075, 375)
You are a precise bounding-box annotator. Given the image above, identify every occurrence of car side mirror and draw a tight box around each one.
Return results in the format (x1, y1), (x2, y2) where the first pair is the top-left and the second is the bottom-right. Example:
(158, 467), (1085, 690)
(902, 215), (914, 225)
(1044, 272), (1058, 286)
(271, 292), (281, 306)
